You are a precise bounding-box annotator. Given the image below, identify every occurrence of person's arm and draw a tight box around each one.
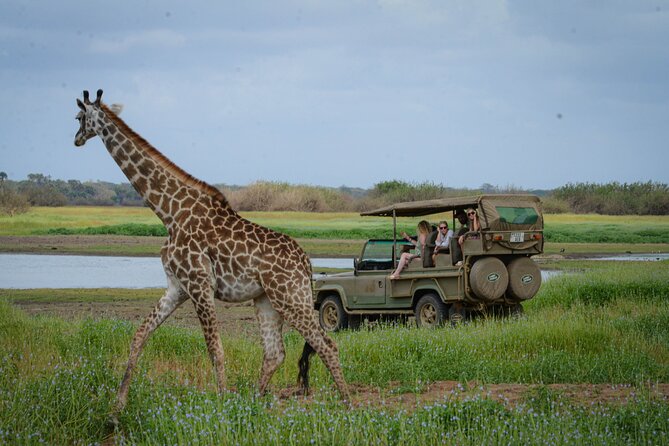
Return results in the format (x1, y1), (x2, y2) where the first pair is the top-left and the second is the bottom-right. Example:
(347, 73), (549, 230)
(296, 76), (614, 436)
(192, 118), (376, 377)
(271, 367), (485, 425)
(401, 231), (417, 246)
(444, 229), (453, 246)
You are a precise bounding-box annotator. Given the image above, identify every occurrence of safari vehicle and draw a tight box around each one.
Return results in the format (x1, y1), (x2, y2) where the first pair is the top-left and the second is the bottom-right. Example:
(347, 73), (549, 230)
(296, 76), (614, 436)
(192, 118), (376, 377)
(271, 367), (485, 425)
(312, 195), (544, 330)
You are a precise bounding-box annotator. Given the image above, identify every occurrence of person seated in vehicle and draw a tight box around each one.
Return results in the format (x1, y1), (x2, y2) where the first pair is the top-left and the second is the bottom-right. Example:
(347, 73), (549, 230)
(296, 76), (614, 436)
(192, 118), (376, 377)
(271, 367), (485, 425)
(390, 220), (431, 280)
(456, 208), (481, 265)
(422, 223), (440, 268)
(452, 210), (469, 265)
(431, 220), (454, 265)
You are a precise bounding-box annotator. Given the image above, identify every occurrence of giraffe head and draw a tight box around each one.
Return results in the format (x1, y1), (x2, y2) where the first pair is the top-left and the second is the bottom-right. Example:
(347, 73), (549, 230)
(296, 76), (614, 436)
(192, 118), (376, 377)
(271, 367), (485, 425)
(74, 89), (105, 147)
(74, 89), (124, 147)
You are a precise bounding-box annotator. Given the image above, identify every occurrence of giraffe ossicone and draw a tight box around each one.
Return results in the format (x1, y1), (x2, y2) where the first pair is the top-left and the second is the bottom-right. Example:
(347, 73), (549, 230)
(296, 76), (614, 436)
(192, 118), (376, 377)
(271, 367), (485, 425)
(74, 89), (350, 420)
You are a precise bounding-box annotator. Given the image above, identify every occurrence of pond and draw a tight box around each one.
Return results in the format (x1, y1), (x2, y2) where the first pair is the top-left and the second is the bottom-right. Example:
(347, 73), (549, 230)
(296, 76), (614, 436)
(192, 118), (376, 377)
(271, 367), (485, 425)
(0, 254), (355, 289)
(590, 253), (669, 262)
(0, 253), (622, 290)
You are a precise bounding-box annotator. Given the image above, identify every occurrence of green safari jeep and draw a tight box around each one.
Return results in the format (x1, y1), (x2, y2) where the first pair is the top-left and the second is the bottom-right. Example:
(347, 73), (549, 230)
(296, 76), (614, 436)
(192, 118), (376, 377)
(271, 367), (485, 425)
(312, 194), (544, 330)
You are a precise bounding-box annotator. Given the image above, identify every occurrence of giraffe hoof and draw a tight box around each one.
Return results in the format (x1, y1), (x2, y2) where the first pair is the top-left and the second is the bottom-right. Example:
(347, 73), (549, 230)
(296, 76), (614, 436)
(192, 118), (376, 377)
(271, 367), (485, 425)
(104, 414), (120, 434)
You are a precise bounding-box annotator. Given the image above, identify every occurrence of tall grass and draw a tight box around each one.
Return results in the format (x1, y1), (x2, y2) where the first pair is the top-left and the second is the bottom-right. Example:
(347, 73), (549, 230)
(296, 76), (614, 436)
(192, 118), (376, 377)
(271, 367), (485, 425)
(2, 261), (669, 443)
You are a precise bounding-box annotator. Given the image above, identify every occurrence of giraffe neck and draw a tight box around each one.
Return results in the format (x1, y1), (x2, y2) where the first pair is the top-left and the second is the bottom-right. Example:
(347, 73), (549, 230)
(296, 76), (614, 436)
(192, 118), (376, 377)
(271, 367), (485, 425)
(96, 104), (230, 230)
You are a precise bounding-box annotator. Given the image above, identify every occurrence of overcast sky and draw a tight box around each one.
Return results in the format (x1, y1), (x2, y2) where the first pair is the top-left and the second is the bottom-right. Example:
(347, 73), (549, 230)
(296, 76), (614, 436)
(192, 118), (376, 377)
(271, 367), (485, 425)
(1, 1), (667, 190)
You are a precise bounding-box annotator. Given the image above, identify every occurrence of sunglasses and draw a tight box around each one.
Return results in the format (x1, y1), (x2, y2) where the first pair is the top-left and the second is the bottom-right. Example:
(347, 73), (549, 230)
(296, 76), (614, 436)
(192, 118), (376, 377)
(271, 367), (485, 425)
(439, 226), (447, 229)
(467, 212), (476, 216)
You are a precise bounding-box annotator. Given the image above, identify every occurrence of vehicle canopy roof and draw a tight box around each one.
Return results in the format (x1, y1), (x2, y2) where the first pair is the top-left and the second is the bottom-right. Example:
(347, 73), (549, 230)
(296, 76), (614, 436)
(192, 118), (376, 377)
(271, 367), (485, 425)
(361, 194), (543, 232)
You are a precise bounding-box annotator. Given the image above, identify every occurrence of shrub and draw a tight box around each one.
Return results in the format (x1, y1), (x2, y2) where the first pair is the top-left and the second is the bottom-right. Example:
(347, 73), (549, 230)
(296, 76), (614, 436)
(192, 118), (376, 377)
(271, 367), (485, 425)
(551, 182), (669, 215)
(0, 187), (30, 216)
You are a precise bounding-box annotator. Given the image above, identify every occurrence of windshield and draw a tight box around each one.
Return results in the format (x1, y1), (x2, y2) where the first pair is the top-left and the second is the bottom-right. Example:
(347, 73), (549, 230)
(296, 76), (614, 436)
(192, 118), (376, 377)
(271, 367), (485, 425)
(361, 240), (412, 261)
(495, 206), (539, 225)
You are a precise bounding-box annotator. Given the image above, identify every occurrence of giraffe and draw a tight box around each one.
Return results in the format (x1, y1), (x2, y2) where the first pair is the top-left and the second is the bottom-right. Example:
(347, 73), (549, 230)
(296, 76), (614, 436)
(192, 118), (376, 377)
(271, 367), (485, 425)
(73, 89), (350, 420)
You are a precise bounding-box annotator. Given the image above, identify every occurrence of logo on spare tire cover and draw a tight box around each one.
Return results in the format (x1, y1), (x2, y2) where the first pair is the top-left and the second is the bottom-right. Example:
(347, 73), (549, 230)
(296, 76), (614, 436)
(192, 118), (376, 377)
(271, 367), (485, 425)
(521, 274), (534, 284)
(487, 273), (500, 282)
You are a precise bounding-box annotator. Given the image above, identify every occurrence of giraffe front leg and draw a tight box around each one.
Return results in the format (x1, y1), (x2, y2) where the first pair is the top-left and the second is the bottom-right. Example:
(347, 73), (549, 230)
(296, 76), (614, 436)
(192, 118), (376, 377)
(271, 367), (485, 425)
(253, 294), (286, 394)
(191, 293), (227, 394)
(111, 278), (188, 424)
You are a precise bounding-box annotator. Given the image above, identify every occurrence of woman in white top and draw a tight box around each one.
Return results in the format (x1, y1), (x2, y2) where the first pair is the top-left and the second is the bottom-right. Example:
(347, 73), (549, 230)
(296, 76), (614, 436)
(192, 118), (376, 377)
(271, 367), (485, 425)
(432, 220), (453, 264)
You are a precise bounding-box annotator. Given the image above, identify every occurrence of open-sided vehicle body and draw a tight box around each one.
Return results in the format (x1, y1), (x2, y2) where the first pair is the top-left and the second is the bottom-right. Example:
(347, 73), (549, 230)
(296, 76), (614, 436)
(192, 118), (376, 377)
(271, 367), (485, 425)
(313, 195), (544, 330)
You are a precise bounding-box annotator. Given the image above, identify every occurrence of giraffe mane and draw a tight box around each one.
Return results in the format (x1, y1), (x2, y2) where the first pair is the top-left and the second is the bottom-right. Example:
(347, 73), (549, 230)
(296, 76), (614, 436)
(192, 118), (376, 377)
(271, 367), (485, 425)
(100, 103), (229, 207)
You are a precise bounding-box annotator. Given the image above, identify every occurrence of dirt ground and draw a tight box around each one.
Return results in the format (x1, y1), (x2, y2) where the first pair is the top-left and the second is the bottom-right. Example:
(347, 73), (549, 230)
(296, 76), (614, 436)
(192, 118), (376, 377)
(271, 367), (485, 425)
(10, 296), (669, 409)
(0, 235), (165, 256)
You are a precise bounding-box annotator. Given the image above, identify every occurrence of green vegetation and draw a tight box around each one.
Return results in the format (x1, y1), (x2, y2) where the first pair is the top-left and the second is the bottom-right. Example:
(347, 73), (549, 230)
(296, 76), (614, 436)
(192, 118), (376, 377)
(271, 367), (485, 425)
(1, 261), (669, 443)
(1, 207), (669, 257)
(551, 181), (669, 215)
(5, 173), (667, 215)
(3, 207), (669, 242)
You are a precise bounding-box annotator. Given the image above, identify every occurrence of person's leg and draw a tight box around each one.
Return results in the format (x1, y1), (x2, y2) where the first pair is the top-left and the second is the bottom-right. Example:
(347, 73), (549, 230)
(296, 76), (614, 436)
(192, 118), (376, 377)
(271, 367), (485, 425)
(390, 252), (411, 278)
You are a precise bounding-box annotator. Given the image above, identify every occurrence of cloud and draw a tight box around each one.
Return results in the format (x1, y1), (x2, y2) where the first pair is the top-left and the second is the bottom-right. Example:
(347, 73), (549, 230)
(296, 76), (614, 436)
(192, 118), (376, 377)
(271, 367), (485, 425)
(88, 29), (186, 54)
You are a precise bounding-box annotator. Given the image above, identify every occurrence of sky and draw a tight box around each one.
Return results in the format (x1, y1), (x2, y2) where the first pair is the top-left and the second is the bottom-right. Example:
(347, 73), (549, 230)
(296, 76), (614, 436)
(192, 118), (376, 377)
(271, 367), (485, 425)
(1, 1), (668, 190)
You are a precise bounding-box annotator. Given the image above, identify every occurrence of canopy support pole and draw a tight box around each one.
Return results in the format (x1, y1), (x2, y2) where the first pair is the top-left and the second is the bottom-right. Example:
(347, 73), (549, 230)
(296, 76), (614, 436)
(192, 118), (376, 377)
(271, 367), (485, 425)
(392, 209), (397, 268)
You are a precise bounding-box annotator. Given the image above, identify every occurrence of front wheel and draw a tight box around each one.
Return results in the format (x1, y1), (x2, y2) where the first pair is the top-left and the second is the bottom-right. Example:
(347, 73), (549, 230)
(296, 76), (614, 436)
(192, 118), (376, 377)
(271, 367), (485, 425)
(319, 296), (348, 332)
(414, 294), (447, 328)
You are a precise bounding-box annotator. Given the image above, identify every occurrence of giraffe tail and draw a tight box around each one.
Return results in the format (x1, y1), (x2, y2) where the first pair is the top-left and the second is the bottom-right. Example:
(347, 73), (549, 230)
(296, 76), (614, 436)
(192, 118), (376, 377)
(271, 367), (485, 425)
(297, 341), (315, 395)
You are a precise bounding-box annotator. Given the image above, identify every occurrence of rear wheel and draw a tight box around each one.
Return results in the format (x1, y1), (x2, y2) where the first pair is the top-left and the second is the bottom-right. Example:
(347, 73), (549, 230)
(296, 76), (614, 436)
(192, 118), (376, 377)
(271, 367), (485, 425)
(509, 303), (525, 319)
(319, 296), (348, 332)
(414, 294), (447, 328)
(448, 304), (466, 326)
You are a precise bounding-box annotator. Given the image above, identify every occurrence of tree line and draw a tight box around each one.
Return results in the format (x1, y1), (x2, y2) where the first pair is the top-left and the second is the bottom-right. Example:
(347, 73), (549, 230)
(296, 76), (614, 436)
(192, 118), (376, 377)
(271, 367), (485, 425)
(0, 172), (667, 215)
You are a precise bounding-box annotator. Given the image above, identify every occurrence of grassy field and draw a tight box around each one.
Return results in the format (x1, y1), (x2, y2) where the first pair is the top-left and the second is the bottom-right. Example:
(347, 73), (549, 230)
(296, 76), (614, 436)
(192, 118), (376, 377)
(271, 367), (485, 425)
(1, 261), (669, 444)
(1, 206), (668, 257)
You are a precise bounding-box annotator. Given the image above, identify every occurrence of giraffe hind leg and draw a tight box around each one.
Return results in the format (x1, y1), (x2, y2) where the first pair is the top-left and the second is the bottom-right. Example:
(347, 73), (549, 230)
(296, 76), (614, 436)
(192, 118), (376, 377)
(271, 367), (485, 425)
(270, 288), (350, 402)
(253, 294), (286, 394)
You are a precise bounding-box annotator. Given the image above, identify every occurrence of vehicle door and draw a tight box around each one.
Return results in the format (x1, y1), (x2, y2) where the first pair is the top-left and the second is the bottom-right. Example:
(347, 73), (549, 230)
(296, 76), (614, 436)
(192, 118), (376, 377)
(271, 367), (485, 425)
(352, 240), (394, 306)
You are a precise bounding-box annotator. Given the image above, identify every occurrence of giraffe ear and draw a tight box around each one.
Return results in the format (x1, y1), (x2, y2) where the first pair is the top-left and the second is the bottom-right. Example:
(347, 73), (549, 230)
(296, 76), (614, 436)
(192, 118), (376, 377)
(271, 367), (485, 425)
(109, 103), (124, 115)
(95, 89), (103, 106)
(77, 99), (87, 111)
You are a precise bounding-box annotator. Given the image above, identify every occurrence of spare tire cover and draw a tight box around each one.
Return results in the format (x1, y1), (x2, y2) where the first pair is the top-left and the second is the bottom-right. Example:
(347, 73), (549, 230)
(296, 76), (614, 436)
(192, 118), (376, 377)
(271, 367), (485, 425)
(506, 257), (542, 301)
(469, 257), (509, 302)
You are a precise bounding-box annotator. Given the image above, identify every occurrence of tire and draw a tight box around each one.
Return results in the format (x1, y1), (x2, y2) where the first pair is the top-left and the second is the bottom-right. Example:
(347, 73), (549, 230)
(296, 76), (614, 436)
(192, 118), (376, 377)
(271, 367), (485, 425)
(319, 295), (348, 332)
(506, 257), (542, 301)
(414, 294), (447, 328)
(448, 304), (466, 326)
(510, 303), (525, 319)
(469, 257), (509, 302)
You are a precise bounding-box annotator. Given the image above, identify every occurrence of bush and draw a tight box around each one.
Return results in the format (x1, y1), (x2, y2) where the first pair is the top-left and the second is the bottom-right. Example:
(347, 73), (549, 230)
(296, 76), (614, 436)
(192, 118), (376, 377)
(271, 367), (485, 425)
(226, 181), (352, 212)
(551, 182), (669, 215)
(0, 186), (30, 216)
(541, 196), (569, 214)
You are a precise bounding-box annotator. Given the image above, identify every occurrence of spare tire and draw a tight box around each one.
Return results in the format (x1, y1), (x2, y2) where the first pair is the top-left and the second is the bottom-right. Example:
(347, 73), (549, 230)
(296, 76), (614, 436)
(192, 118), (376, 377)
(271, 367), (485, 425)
(506, 257), (542, 301)
(469, 257), (509, 302)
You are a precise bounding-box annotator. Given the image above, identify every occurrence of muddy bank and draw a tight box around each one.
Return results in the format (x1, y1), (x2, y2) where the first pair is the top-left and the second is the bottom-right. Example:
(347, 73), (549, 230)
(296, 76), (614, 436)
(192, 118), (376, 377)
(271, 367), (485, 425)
(0, 235), (164, 256)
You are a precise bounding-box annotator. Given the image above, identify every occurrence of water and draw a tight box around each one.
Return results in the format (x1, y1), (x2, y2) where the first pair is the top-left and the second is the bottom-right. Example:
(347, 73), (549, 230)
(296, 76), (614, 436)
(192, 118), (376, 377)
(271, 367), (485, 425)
(4, 253), (660, 289)
(0, 254), (356, 289)
(591, 253), (669, 262)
